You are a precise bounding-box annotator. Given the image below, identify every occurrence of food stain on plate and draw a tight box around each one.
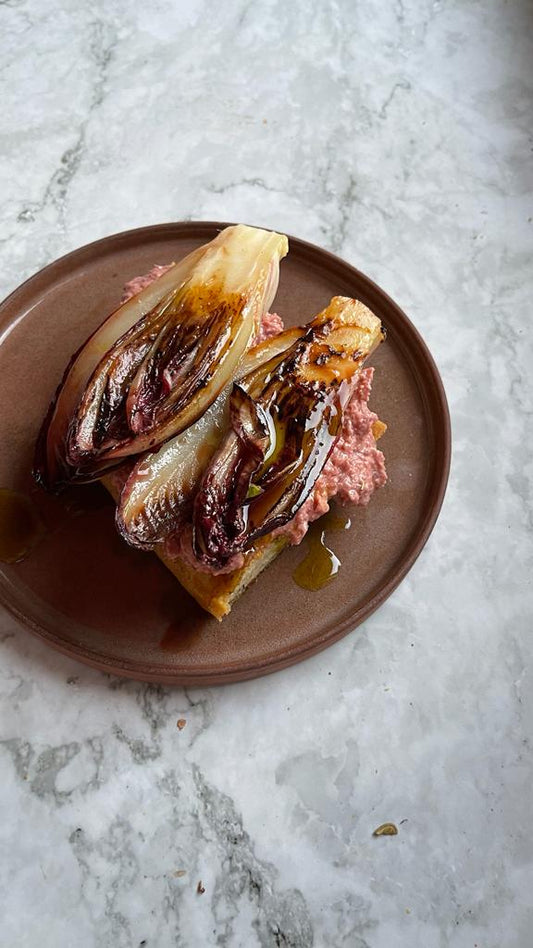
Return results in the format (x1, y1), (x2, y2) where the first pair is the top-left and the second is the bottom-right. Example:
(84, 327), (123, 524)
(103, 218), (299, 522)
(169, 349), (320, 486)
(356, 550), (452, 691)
(160, 621), (200, 653)
(158, 597), (214, 652)
(0, 488), (46, 564)
(292, 509), (351, 591)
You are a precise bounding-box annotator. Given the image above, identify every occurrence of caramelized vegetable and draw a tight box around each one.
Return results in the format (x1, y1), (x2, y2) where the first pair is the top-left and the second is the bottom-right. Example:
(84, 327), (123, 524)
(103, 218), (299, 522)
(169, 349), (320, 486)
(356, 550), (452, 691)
(34, 225), (288, 490)
(193, 297), (383, 569)
(116, 327), (304, 548)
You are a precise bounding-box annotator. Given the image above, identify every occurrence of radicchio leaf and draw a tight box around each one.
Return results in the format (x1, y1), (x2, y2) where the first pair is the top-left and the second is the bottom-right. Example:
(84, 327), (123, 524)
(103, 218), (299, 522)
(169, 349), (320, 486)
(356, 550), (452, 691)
(192, 296), (384, 569)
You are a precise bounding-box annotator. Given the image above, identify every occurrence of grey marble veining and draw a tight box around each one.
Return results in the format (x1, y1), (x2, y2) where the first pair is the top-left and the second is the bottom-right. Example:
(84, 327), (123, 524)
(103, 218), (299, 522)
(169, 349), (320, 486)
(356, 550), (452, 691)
(1, 1), (532, 946)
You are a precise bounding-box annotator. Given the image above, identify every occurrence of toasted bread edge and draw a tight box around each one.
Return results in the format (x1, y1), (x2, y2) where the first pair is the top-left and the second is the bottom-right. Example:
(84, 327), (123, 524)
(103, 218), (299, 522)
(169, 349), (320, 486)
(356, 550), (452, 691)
(102, 408), (386, 622)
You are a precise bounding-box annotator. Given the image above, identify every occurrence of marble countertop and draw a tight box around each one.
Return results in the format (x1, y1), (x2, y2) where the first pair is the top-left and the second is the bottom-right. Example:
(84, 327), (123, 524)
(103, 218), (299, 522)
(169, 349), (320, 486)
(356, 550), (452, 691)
(1, 1), (531, 945)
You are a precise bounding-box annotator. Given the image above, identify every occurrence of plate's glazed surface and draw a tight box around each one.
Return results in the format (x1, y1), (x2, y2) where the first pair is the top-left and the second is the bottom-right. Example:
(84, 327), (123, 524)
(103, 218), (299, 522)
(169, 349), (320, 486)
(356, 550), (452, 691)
(0, 223), (450, 684)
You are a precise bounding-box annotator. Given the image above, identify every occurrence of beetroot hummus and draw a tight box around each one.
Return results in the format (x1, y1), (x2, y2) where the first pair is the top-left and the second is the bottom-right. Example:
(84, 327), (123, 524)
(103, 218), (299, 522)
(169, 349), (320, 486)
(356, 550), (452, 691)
(121, 265), (174, 302)
(252, 310), (284, 344)
(119, 265), (387, 575)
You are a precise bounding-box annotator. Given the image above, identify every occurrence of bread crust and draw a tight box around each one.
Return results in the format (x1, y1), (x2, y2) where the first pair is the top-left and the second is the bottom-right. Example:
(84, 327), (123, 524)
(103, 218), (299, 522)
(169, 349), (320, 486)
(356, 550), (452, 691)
(157, 533), (289, 620)
(103, 473), (288, 620)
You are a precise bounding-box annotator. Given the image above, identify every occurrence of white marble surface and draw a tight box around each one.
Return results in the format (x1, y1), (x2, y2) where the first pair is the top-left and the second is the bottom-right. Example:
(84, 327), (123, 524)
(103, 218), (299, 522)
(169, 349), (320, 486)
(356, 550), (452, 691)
(1, 1), (532, 945)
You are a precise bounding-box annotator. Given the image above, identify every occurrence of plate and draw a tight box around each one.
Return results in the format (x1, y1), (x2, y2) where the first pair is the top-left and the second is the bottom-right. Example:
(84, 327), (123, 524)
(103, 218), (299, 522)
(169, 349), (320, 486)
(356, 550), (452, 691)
(0, 223), (450, 684)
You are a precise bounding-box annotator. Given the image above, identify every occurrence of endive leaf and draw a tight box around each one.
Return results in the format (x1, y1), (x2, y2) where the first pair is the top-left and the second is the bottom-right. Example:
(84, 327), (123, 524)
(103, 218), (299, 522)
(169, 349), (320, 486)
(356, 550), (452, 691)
(34, 225), (288, 489)
(116, 327), (304, 549)
(193, 297), (384, 569)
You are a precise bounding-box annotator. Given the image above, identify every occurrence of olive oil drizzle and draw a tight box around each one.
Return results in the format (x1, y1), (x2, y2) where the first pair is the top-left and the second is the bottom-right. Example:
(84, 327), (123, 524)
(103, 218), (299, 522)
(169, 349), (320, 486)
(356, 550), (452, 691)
(0, 488), (46, 564)
(292, 509), (351, 591)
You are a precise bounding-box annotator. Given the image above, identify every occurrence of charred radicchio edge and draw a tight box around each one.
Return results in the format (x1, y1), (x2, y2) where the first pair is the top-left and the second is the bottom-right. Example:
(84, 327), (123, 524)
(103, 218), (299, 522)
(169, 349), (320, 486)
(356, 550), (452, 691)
(34, 225), (288, 489)
(191, 296), (384, 570)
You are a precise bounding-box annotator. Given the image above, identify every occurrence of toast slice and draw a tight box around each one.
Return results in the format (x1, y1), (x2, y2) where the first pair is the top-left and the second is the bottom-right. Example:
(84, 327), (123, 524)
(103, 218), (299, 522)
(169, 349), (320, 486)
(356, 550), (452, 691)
(102, 295), (386, 619)
(102, 419), (386, 621)
(103, 469), (287, 620)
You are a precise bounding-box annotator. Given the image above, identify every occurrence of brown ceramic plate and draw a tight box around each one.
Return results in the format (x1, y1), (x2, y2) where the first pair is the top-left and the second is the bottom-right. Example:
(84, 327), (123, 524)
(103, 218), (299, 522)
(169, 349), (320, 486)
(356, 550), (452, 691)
(0, 223), (450, 684)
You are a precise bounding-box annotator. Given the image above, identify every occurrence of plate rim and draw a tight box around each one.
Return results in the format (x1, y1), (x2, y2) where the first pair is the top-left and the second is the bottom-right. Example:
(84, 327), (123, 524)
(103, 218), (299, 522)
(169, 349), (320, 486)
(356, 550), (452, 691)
(0, 221), (451, 684)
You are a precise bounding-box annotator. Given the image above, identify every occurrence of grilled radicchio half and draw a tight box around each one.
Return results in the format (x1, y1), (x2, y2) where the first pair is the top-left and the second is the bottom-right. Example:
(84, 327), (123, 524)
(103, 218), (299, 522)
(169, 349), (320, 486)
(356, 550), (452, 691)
(116, 327), (305, 549)
(193, 297), (384, 569)
(34, 225), (288, 490)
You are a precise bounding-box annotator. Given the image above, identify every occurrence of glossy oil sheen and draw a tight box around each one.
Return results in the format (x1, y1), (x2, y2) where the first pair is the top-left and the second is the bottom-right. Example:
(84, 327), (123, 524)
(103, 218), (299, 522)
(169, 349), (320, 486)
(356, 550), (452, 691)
(292, 509), (351, 591)
(0, 489), (45, 564)
(292, 531), (340, 590)
(0, 222), (450, 684)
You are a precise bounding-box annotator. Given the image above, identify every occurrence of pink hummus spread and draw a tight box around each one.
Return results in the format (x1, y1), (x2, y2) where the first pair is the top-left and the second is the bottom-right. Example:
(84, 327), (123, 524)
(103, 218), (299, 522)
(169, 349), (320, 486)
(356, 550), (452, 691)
(120, 265), (387, 575)
(121, 265), (173, 302)
(252, 310), (284, 344)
